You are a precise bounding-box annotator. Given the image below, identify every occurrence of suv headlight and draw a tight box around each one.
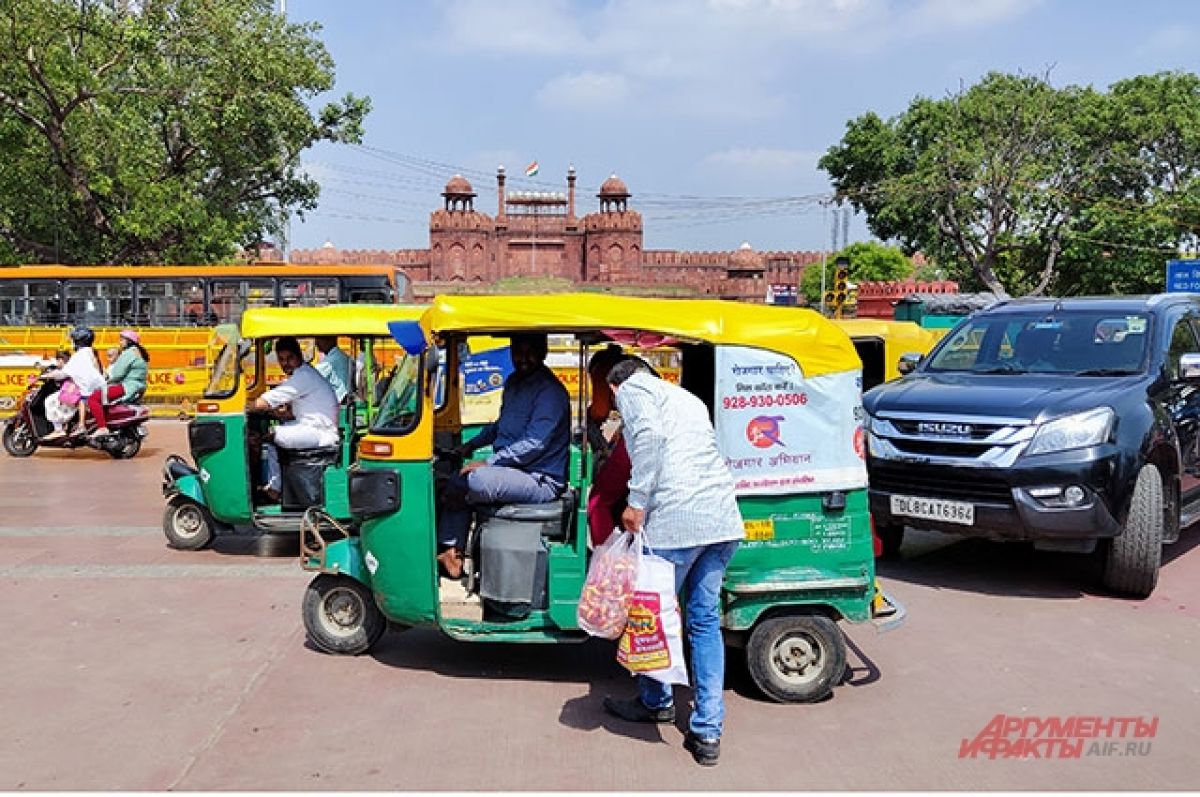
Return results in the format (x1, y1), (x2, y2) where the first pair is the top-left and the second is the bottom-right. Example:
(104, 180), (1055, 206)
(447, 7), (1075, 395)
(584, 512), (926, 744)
(1026, 407), (1114, 456)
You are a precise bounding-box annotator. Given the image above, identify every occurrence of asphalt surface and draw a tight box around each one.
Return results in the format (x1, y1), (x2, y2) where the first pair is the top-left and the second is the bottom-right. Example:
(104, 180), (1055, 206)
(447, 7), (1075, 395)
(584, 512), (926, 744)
(1, 420), (1198, 790)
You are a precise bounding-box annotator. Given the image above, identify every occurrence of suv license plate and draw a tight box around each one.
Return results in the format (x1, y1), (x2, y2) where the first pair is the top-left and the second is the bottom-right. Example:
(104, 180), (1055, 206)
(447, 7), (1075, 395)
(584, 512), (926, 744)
(890, 495), (975, 526)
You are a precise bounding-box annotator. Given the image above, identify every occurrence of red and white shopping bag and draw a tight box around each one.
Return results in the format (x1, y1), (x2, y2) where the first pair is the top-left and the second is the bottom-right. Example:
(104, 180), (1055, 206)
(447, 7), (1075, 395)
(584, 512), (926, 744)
(616, 551), (688, 685)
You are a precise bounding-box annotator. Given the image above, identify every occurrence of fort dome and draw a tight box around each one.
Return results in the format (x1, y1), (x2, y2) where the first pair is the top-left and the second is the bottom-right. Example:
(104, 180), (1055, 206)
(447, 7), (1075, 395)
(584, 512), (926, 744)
(443, 174), (475, 197)
(598, 174), (630, 198)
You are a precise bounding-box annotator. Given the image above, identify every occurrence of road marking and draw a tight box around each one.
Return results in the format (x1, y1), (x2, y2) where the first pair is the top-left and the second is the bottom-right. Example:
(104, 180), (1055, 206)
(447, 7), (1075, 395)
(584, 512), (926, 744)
(0, 563), (302, 578)
(0, 525), (162, 537)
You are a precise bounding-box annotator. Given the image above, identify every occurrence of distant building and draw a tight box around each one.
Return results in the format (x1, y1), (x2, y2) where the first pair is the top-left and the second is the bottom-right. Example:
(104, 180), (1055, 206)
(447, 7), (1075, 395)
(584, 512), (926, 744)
(290, 168), (824, 302)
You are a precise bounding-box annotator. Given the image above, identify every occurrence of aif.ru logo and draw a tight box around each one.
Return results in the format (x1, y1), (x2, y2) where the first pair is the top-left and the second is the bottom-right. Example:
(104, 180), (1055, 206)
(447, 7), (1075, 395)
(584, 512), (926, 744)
(746, 416), (786, 448)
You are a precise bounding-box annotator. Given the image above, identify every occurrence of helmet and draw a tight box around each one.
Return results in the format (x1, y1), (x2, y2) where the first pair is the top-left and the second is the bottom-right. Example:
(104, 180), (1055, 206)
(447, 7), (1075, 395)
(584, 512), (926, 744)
(69, 326), (94, 347)
(119, 329), (141, 345)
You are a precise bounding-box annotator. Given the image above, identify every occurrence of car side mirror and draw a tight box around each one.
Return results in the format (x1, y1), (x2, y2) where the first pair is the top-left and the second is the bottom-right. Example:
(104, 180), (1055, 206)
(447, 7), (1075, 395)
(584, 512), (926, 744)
(1179, 352), (1200, 380)
(897, 352), (924, 375)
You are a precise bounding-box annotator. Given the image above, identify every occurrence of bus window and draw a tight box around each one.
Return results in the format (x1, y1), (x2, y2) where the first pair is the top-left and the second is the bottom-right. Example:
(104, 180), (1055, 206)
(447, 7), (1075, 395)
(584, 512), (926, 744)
(135, 280), (205, 326)
(342, 274), (395, 304)
(281, 278), (339, 307)
(65, 280), (133, 326)
(0, 281), (56, 324)
(210, 279), (276, 325)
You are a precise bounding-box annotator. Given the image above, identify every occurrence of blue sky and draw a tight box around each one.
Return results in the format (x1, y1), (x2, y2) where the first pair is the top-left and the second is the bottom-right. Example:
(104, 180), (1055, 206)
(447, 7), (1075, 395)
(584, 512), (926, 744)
(286, 0), (1200, 255)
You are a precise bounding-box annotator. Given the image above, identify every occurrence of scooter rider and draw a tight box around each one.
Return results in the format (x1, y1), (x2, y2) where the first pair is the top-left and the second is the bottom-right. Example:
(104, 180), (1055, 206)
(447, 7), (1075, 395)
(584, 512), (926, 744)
(43, 326), (105, 440)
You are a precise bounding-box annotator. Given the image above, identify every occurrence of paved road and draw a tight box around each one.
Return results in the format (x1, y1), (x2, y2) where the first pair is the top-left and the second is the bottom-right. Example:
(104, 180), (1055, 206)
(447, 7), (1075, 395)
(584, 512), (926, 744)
(1, 420), (1197, 789)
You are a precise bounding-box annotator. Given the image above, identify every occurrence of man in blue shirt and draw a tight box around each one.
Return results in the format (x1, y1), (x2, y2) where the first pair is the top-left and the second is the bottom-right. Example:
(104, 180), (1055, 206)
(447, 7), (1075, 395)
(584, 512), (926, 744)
(437, 333), (571, 579)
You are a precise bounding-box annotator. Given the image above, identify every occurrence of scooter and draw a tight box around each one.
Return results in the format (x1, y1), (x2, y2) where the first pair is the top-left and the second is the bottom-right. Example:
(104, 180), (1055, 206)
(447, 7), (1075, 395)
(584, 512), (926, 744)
(2, 376), (150, 459)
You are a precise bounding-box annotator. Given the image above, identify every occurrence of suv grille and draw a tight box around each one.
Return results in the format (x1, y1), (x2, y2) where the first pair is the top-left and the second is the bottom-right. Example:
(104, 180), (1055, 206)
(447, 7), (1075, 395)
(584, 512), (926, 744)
(889, 418), (1009, 440)
(871, 462), (1015, 505)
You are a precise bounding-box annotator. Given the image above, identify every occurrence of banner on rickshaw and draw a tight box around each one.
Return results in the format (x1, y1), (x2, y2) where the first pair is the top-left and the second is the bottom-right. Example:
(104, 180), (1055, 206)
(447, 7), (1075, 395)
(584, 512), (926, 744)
(461, 347), (513, 426)
(714, 345), (867, 496)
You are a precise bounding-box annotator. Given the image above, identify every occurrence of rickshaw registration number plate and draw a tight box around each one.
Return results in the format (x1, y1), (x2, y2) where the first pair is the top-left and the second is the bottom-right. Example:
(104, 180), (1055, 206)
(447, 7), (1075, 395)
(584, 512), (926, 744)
(743, 519), (775, 540)
(890, 495), (975, 526)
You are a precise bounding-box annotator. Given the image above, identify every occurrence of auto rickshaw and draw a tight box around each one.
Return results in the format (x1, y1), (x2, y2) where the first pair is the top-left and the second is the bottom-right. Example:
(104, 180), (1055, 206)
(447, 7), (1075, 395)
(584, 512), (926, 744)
(832, 318), (942, 557)
(161, 304), (425, 550)
(832, 318), (942, 392)
(299, 294), (904, 703)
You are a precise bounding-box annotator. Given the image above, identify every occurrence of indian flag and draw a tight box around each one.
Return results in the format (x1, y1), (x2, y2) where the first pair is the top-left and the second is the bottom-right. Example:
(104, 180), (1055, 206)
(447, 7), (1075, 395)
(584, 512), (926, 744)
(524, 160), (539, 177)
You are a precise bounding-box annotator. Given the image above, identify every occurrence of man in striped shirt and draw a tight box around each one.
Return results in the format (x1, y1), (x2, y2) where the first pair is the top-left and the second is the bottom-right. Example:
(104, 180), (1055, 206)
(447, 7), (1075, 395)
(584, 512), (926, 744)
(601, 358), (744, 767)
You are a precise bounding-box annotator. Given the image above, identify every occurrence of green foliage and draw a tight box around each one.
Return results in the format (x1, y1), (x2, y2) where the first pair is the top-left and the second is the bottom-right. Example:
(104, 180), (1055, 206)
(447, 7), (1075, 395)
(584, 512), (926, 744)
(0, 0), (370, 264)
(801, 241), (913, 306)
(820, 71), (1200, 297)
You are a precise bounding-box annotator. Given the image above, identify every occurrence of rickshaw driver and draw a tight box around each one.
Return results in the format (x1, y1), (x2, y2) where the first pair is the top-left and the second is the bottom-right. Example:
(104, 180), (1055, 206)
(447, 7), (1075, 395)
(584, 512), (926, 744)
(436, 332), (571, 579)
(249, 336), (340, 500)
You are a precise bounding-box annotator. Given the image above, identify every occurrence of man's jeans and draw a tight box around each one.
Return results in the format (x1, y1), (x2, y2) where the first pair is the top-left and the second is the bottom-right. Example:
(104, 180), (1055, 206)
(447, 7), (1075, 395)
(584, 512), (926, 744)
(638, 539), (739, 741)
(437, 465), (561, 548)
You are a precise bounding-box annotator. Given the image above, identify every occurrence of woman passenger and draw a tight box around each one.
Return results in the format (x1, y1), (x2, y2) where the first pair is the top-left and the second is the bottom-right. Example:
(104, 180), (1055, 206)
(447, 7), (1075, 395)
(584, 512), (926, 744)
(585, 345), (634, 546)
(88, 329), (149, 438)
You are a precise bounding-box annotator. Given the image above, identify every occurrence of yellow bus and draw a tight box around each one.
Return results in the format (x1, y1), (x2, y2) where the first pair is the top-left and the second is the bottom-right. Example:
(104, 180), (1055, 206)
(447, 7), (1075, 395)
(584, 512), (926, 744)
(0, 264), (411, 416)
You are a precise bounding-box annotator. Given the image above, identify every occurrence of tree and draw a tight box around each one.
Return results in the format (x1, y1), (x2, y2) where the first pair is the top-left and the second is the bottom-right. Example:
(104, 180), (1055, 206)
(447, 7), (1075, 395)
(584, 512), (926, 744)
(801, 240), (912, 306)
(820, 71), (1200, 298)
(0, 0), (370, 264)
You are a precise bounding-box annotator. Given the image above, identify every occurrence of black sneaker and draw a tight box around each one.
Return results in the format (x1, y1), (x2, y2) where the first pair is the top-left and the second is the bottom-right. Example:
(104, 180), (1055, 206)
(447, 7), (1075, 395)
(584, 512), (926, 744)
(602, 696), (675, 724)
(683, 731), (720, 766)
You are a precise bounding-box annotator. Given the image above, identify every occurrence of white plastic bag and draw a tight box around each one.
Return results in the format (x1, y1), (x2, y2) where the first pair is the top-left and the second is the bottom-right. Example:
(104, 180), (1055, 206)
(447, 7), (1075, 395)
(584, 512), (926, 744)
(44, 392), (75, 426)
(577, 530), (640, 639)
(617, 550), (688, 686)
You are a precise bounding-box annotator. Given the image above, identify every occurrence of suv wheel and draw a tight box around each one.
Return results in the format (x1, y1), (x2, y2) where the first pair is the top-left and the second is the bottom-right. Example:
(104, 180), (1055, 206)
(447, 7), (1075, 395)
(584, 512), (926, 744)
(1102, 463), (1163, 598)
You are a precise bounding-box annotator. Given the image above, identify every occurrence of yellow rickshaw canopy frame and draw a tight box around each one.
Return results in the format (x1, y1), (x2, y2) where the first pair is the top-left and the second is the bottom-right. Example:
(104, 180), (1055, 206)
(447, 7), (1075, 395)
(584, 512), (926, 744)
(422, 294), (860, 377)
(240, 304), (426, 339)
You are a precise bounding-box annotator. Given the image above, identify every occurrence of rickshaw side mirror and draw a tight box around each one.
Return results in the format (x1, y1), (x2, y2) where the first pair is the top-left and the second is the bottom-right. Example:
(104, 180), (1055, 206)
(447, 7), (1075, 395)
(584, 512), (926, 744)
(897, 352), (924, 375)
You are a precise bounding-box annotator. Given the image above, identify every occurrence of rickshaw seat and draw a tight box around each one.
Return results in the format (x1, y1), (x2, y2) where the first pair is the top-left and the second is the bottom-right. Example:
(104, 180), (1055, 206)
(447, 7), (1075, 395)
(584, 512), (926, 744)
(278, 445), (341, 510)
(477, 489), (577, 541)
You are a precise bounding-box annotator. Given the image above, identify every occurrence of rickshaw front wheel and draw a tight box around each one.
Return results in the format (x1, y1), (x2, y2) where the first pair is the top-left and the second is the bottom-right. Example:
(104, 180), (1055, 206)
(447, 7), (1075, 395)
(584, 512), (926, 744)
(163, 498), (215, 550)
(746, 614), (847, 703)
(303, 574), (386, 655)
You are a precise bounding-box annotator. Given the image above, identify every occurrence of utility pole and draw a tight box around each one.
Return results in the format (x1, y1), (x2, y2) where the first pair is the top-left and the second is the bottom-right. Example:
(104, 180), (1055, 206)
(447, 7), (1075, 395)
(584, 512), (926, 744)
(819, 202), (830, 315)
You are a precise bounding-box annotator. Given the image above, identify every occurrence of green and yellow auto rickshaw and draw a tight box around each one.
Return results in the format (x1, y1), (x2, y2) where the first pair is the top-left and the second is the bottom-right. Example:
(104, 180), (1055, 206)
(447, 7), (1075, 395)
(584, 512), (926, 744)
(161, 304), (425, 550)
(299, 294), (903, 703)
(832, 318), (942, 392)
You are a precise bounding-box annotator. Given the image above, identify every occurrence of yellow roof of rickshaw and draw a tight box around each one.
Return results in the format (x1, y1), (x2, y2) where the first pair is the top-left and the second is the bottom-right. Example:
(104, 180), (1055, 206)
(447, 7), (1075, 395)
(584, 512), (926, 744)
(423, 294), (860, 377)
(832, 318), (941, 353)
(240, 304), (426, 339)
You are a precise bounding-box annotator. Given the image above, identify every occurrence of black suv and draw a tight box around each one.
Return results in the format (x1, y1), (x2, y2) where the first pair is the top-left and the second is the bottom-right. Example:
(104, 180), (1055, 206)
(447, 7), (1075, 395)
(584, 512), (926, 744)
(863, 294), (1200, 597)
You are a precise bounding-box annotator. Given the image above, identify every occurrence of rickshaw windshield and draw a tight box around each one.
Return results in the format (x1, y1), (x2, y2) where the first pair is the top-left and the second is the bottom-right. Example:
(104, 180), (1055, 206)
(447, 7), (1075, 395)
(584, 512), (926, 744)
(371, 353), (422, 434)
(203, 324), (243, 399)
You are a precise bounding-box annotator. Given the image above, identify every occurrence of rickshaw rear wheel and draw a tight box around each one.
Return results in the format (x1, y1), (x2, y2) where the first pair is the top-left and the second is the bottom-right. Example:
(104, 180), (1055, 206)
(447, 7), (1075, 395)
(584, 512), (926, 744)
(303, 574), (386, 655)
(163, 498), (215, 550)
(746, 614), (846, 703)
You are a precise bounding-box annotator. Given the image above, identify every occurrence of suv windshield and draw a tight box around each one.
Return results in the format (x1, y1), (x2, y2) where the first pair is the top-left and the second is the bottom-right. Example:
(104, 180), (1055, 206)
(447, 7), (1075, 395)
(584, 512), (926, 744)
(371, 354), (421, 433)
(926, 311), (1151, 375)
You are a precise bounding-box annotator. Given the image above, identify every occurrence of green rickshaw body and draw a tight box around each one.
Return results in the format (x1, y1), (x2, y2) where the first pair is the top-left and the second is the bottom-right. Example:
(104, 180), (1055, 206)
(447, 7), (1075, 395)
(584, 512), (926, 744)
(189, 412), (254, 525)
(301, 294), (901, 700)
(161, 305), (425, 548)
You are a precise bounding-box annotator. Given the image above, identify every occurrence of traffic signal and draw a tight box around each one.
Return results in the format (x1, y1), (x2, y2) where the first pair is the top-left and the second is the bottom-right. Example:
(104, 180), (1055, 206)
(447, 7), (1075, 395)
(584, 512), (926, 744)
(834, 260), (849, 302)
